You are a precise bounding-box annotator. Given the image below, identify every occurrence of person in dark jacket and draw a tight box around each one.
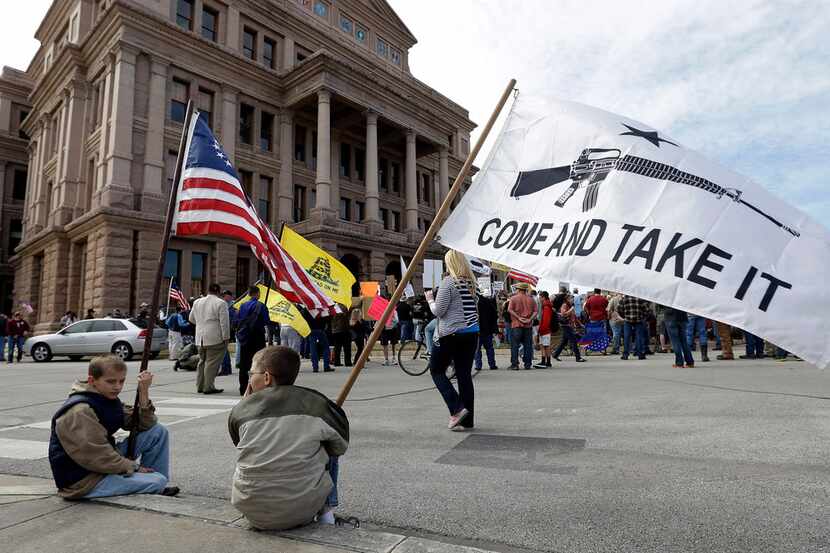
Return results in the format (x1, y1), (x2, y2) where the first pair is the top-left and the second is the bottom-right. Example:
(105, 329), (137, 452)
(6, 311), (30, 363)
(236, 286), (270, 395)
(474, 294), (499, 371)
(301, 308), (332, 372)
(331, 305), (352, 367)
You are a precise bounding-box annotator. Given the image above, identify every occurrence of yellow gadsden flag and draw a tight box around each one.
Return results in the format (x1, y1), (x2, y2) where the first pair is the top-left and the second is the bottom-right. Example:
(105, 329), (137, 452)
(280, 225), (355, 308)
(234, 284), (311, 337)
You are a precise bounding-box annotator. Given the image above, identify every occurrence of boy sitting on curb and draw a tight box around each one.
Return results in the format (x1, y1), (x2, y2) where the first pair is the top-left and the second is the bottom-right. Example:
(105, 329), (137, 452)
(48, 355), (178, 499)
(228, 346), (349, 530)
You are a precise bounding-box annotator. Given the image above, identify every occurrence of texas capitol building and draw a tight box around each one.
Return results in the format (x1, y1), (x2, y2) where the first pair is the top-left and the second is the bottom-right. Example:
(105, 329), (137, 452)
(0, 0), (475, 331)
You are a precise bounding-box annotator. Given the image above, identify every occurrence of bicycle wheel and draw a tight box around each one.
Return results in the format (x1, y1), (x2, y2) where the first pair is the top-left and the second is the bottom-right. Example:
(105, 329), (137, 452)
(398, 340), (430, 376)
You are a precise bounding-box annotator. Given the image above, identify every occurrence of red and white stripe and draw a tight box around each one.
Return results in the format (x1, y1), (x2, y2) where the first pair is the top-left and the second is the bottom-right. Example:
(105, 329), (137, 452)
(169, 287), (190, 311)
(507, 268), (539, 287)
(173, 134), (338, 313)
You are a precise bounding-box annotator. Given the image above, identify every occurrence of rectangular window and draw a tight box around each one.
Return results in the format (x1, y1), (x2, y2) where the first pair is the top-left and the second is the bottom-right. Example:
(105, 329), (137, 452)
(197, 87), (214, 127)
(8, 219), (22, 255)
(310, 189), (316, 209)
(263, 37), (276, 69)
(376, 38), (388, 57)
(379, 158), (388, 191)
(421, 173), (431, 205)
(260, 111), (274, 151)
(238, 169), (253, 197)
(176, 0), (194, 30)
(390, 48), (401, 65)
(355, 148), (365, 180)
(339, 15), (353, 34)
(191, 252), (207, 297)
(163, 249), (181, 280)
(339, 197), (351, 221)
(170, 78), (189, 123)
(339, 143), (351, 178)
(391, 162), (400, 193)
(243, 28), (257, 60)
(12, 168), (27, 201)
(17, 109), (29, 139)
(294, 124), (306, 161)
(448, 133), (454, 153)
(355, 201), (365, 222)
(236, 257), (250, 296)
(293, 185), (306, 222)
(239, 103), (254, 144)
(380, 208), (389, 230)
(313, 1), (328, 18)
(392, 211), (401, 232)
(258, 176), (272, 221)
(201, 6), (218, 41)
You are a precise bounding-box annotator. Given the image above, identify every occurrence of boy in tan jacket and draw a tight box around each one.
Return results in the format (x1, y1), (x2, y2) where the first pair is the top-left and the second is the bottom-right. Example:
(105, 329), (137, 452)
(48, 355), (178, 499)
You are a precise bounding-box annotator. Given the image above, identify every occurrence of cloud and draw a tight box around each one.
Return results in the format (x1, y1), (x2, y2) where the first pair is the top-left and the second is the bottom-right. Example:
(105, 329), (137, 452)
(391, 0), (829, 223)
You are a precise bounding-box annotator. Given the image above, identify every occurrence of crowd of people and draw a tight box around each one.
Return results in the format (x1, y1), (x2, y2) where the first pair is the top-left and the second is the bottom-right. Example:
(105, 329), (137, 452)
(493, 287), (795, 369)
(39, 246), (802, 535)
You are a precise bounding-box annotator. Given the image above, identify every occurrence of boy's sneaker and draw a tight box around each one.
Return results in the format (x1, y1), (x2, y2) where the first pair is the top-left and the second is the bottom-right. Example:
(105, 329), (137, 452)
(447, 408), (469, 429)
(381, 360), (390, 366)
(509, 365), (519, 371)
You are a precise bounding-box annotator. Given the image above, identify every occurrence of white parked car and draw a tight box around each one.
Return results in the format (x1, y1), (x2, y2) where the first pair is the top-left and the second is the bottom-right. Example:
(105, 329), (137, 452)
(24, 318), (168, 362)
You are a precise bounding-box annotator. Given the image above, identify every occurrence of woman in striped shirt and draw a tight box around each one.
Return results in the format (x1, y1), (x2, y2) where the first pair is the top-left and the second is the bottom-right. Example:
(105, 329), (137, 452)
(427, 250), (479, 431)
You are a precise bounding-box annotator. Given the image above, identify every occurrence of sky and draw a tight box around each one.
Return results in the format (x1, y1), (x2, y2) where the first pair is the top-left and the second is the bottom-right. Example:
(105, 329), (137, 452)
(2, 1), (827, 289)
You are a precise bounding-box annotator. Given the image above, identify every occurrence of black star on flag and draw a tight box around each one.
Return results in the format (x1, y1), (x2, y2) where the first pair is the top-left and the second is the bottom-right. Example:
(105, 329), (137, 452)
(619, 123), (678, 148)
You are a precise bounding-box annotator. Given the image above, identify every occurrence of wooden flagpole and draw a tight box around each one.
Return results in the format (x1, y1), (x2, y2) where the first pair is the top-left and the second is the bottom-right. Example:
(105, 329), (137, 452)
(336, 78), (517, 406)
(126, 100), (195, 458)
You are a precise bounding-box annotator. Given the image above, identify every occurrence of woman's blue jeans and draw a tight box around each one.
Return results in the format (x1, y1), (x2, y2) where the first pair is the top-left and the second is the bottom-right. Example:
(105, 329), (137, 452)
(665, 320), (694, 366)
(430, 332), (477, 427)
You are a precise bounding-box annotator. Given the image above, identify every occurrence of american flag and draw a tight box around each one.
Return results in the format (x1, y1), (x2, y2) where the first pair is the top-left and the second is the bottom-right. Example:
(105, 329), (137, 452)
(169, 281), (190, 311)
(507, 268), (539, 287)
(172, 113), (339, 314)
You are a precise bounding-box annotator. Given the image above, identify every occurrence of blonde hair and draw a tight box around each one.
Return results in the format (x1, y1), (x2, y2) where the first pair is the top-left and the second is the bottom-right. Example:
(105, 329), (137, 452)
(444, 250), (477, 292)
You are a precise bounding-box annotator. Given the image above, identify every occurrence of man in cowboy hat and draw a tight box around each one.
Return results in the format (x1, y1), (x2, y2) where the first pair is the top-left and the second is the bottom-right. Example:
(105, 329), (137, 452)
(508, 282), (536, 370)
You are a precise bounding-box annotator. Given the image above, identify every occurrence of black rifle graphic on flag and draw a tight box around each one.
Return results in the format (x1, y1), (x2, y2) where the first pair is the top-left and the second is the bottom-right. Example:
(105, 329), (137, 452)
(510, 147), (800, 238)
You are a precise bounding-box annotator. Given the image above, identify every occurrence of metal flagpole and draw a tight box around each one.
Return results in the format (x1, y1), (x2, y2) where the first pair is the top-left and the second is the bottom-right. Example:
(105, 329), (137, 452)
(335, 78), (517, 406)
(126, 100), (195, 459)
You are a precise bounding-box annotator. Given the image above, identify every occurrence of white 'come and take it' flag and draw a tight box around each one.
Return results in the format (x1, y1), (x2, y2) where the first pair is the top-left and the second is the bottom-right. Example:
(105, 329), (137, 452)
(438, 95), (830, 367)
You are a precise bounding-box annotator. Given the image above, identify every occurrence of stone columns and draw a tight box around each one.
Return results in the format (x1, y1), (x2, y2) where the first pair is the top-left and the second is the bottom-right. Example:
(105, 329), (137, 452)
(364, 111), (380, 227)
(330, 130), (340, 217)
(94, 58), (114, 209)
(278, 108), (294, 223)
(59, 84), (87, 222)
(0, 96), (10, 133)
(225, 6), (240, 53)
(31, 122), (48, 231)
(439, 147), (450, 204)
(405, 130), (418, 233)
(102, 47), (137, 209)
(283, 37), (295, 70)
(314, 90), (331, 210)
(142, 59), (169, 212)
(220, 87), (237, 164)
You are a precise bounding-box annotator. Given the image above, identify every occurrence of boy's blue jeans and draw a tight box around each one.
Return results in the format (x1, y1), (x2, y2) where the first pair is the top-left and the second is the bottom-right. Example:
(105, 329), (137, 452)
(83, 424), (170, 498)
(309, 330), (330, 371)
(325, 456), (339, 507)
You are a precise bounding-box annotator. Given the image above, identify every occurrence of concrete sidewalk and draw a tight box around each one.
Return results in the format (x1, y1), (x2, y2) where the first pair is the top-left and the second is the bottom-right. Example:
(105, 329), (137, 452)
(0, 474), (526, 553)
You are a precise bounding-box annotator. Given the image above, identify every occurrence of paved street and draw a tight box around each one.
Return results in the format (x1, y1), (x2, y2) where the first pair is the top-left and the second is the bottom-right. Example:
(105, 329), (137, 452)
(1, 350), (829, 552)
